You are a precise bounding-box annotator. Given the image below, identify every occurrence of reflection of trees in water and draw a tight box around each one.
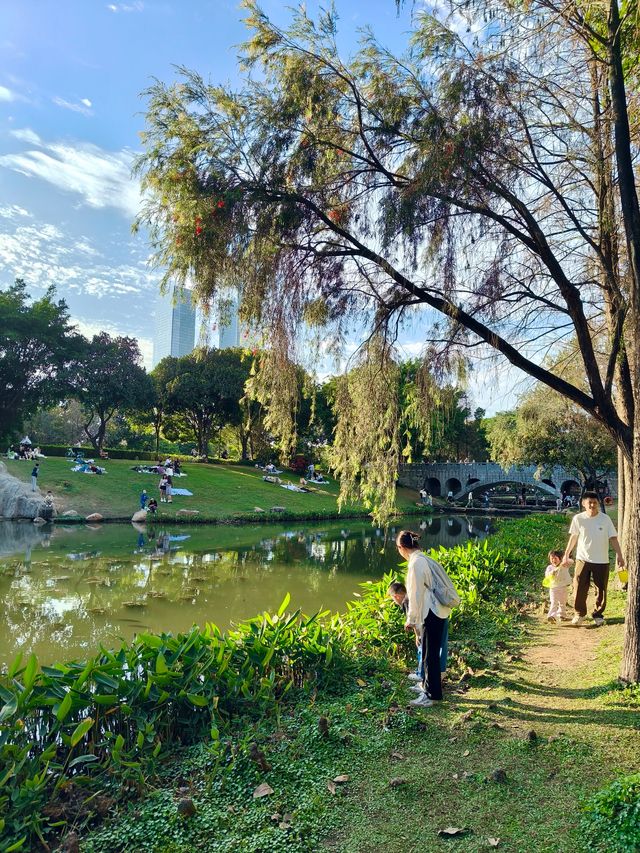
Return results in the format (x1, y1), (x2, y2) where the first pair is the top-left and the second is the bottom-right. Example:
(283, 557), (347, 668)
(0, 515), (490, 665)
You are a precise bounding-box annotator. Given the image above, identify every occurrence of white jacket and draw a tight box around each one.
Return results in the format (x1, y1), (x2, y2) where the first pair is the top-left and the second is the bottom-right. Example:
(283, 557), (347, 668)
(405, 550), (452, 634)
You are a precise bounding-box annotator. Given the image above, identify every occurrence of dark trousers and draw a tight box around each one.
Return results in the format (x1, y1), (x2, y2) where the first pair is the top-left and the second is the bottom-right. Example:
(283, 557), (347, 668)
(574, 560), (609, 618)
(420, 610), (446, 701)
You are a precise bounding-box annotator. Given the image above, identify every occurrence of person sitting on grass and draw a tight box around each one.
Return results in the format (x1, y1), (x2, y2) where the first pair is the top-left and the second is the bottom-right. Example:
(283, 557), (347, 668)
(147, 498), (158, 515)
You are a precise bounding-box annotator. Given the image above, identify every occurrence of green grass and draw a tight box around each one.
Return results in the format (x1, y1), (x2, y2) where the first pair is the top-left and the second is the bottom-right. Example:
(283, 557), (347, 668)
(4, 456), (425, 522)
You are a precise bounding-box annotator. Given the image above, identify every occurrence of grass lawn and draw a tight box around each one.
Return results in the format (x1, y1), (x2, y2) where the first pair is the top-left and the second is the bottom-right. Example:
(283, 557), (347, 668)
(3, 456), (425, 522)
(80, 587), (637, 853)
(323, 588), (636, 853)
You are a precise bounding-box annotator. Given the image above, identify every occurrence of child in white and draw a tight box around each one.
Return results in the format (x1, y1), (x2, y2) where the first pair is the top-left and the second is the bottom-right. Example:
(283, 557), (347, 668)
(545, 549), (572, 623)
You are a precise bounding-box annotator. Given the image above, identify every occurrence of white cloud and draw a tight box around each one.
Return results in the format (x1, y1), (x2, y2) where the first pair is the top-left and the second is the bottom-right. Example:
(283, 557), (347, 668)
(0, 134), (141, 218)
(107, 1), (144, 11)
(52, 96), (93, 116)
(0, 204), (32, 220)
(10, 128), (42, 145)
(80, 98), (92, 108)
(0, 219), (157, 302)
(0, 85), (15, 102)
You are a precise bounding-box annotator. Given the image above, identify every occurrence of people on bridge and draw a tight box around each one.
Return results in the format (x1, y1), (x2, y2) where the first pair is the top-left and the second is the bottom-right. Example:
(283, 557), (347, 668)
(561, 491), (625, 627)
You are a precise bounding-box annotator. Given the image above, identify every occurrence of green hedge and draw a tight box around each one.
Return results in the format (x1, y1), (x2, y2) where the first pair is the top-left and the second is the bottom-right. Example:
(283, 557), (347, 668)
(38, 445), (196, 462)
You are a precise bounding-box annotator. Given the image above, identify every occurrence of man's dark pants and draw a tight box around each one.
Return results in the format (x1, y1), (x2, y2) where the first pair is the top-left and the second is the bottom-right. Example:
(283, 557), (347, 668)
(574, 560), (609, 618)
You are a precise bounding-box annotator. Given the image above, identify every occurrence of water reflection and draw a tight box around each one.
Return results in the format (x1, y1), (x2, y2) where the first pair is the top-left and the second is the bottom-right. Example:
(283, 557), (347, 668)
(0, 515), (494, 666)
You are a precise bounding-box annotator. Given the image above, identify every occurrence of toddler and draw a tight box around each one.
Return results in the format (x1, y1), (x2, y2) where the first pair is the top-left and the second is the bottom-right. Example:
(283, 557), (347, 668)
(545, 549), (572, 624)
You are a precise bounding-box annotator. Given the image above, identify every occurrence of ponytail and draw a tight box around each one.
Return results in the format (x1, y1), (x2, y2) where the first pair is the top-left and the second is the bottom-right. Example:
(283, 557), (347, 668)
(396, 529), (421, 549)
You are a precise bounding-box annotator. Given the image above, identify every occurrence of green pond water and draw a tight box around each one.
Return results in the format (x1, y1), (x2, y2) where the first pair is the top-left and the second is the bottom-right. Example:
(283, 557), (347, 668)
(0, 514), (493, 667)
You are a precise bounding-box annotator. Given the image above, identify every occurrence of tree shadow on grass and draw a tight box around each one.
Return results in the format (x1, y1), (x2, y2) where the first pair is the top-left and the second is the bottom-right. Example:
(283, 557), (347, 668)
(457, 697), (639, 730)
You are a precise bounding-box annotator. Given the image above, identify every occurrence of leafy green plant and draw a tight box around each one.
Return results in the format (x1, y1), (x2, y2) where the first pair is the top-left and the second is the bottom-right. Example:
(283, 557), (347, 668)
(581, 773), (640, 852)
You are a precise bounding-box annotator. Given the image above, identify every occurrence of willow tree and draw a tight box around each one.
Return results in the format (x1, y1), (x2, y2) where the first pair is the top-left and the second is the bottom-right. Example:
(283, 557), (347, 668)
(136, 0), (640, 680)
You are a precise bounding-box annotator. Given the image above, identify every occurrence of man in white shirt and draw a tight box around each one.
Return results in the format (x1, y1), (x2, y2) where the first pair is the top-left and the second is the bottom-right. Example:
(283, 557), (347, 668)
(562, 491), (625, 627)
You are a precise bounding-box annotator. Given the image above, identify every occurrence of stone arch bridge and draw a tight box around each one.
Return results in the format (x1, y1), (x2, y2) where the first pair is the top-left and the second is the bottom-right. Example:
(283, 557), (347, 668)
(397, 462), (609, 500)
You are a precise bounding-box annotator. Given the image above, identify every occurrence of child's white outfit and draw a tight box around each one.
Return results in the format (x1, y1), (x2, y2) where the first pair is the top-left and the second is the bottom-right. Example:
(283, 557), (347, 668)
(545, 563), (572, 620)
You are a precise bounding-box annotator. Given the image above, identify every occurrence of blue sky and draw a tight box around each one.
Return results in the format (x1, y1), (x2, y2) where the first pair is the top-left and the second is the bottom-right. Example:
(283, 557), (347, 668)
(0, 0), (519, 412)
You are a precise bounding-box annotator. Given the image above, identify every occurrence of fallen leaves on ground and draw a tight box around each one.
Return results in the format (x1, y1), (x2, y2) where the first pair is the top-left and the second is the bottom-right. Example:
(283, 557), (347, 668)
(252, 783), (274, 798)
(438, 827), (470, 838)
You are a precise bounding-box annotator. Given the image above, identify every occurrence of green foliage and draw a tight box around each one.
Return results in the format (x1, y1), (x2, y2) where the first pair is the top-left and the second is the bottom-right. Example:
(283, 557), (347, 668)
(581, 773), (640, 852)
(73, 333), (152, 453)
(486, 376), (617, 484)
(156, 348), (249, 457)
(0, 280), (84, 443)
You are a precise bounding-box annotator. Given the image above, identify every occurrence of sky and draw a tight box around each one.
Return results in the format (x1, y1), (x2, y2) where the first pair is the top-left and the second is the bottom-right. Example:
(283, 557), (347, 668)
(0, 0), (521, 413)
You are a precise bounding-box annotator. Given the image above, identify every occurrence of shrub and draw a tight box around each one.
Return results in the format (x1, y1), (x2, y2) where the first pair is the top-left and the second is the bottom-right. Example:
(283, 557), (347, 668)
(581, 773), (640, 852)
(37, 445), (195, 462)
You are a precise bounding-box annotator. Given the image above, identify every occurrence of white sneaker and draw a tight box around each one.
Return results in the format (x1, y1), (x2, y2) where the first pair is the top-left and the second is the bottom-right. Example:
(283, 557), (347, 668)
(571, 615), (585, 626)
(407, 672), (422, 682)
(593, 616), (605, 627)
(409, 692), (434, 708)
(409, 684), (424, 694)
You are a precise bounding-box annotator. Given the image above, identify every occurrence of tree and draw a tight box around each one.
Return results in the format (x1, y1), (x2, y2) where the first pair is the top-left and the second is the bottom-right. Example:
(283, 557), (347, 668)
(74, 333), (153, 453)
(136, 0), (640, 680)
(0, 280), (83, 442)
(486, 390), (617, 492)
(161, 348), (248, 457)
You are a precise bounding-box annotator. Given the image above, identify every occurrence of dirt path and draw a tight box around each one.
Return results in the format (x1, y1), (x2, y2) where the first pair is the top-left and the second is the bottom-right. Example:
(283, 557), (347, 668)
(524, 620), (601, 673)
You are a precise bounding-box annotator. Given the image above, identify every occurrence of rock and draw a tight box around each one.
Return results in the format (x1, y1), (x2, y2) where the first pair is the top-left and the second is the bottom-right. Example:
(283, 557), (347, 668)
(489, 769), (508, 783)
(254, 506), (265, 512)
(177, 797), (197, 817)
(32, 516), (47, 525)
(58, 832), (80, 853)
(63, 510), (80, 516)
(0, 461), (55, 520)
(389, 777), (408, 787)
(271, 506), (286, 513)
(176, 509), (199, 515)
(131, 510), (148, 523)
(86, 513), (104, 522)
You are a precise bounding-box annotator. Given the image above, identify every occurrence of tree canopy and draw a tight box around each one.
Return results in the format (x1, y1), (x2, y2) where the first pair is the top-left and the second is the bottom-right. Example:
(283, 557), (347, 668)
(136, 0), (640, 679)
(0, 280), (83, 443)
(74, 333), (152, 452)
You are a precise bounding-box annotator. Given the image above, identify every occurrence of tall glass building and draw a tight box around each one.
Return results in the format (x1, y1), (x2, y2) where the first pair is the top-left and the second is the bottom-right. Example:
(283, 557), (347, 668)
(152, 286), (196, 368)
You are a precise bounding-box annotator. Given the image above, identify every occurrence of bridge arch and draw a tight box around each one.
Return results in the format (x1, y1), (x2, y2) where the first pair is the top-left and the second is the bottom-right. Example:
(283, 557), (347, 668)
(446, 477), (462, 495)
(561, 479), (580, 496)
(456, 478), (558, 498)
(425, 477), (441, 497)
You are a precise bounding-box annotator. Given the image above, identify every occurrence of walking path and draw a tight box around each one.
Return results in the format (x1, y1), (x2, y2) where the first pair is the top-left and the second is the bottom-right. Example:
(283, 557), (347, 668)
(330, 594), (638, 852)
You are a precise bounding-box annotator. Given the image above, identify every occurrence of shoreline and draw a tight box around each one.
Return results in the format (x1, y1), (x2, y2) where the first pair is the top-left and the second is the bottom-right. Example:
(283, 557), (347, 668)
(1, 504), (555, 526)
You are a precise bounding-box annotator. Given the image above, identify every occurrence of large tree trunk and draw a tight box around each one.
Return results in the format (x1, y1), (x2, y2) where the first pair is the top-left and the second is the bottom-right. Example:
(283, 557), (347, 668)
(620, 423), (640, 682)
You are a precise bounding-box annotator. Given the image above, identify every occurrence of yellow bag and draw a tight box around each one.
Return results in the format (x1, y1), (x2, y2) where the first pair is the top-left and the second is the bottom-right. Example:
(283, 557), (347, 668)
(617, 569), (628, 584)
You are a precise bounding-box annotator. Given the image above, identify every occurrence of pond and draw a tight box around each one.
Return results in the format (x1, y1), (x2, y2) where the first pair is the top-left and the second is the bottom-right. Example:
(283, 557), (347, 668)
(0, 514), (494, 667)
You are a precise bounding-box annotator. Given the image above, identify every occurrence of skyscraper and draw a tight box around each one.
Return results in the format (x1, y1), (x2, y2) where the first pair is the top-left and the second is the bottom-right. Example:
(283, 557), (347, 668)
(152, 286), (196, 368)
(218, 289), (240, 348)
